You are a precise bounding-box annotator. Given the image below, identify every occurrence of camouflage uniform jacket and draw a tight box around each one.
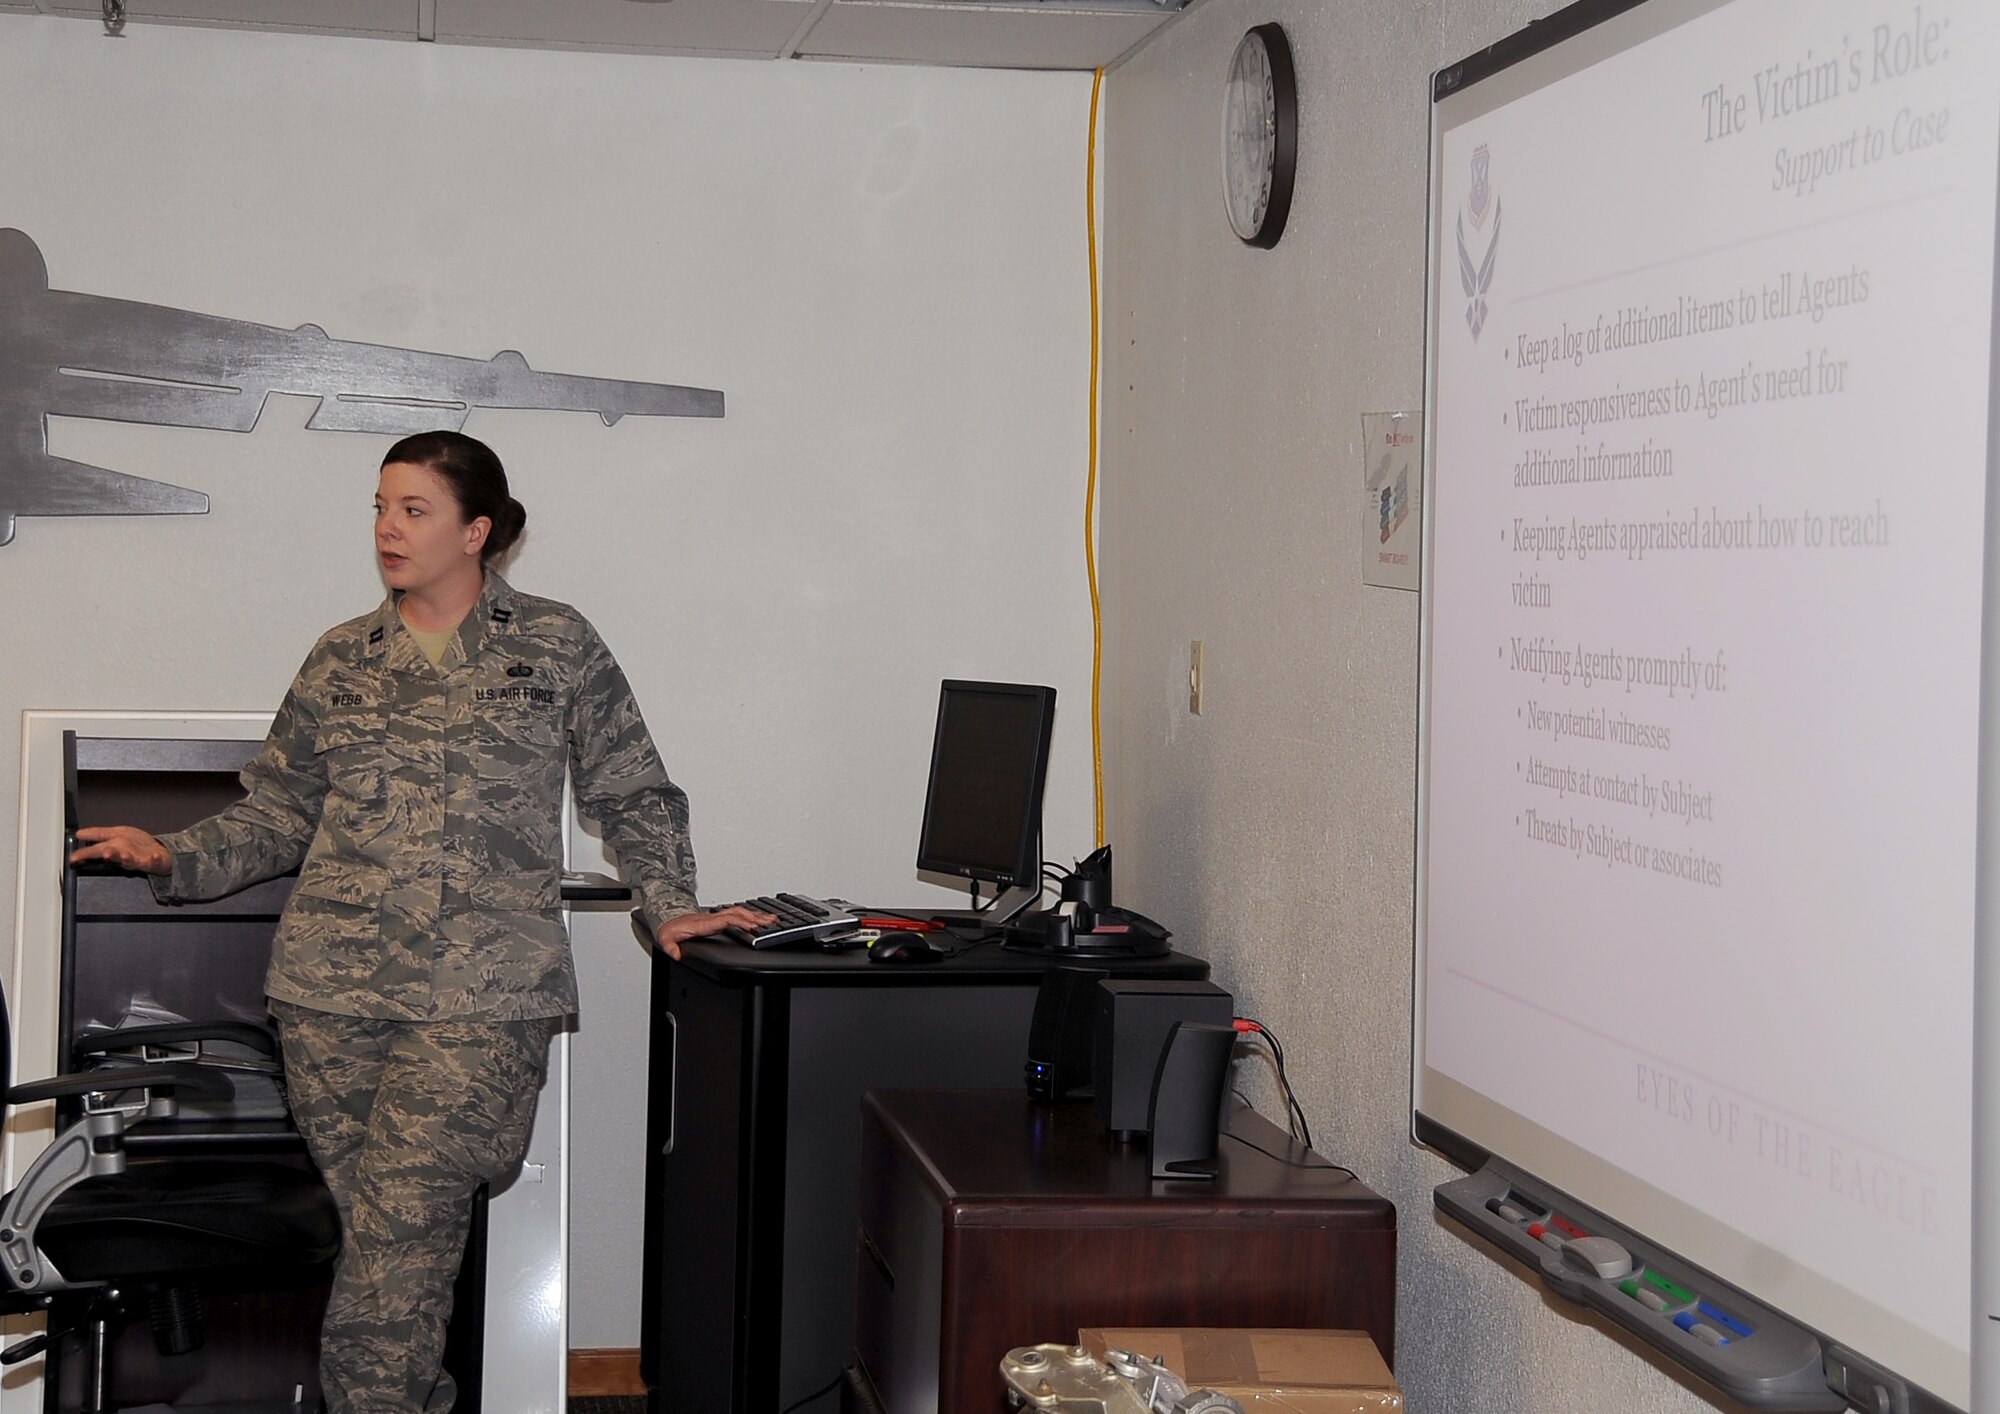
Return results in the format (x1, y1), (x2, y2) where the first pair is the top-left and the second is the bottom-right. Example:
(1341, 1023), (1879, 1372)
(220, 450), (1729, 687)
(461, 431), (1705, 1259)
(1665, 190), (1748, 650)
(150, 573), (698, 1021)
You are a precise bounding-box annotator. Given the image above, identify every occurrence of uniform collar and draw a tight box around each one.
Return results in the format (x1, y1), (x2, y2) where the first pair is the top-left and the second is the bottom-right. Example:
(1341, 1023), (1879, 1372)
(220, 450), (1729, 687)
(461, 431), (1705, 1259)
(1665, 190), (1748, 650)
(364, 572), (520, 674)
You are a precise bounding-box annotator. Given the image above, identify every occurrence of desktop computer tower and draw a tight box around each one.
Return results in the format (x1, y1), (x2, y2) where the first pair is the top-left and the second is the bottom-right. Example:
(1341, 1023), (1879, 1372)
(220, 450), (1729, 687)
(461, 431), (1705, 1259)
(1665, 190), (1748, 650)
(1024, 965), (1109, 1100)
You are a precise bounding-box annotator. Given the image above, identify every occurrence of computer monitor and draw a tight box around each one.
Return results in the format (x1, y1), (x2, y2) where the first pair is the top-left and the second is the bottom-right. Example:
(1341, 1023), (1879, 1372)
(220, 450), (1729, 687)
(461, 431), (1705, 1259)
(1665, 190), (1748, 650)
(914, 680), (1056, 920)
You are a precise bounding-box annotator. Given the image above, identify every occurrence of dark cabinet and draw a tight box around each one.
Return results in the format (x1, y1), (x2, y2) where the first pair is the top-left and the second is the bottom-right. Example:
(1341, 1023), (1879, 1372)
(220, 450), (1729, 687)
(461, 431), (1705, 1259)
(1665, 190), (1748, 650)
(639, 941), (1209, 1413)
(851, 1088), (1397, 1414)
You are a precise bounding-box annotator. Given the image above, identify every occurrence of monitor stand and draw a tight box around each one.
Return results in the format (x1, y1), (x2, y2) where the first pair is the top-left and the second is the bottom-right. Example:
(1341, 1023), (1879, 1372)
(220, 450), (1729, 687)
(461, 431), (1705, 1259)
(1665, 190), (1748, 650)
(916, 884), (1043, 928)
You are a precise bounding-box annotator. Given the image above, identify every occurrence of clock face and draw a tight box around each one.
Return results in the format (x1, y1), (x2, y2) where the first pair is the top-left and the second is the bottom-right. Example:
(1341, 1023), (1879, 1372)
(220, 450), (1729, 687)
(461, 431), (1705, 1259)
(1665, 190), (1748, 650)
(1221, 24), (1297, 248)
(1223, 33), (1276, 240)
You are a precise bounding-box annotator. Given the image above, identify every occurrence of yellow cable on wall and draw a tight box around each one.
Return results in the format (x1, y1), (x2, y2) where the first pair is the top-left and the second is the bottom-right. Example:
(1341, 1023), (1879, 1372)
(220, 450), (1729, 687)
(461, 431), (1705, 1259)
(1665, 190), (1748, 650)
(1086, 66), (1105, 849)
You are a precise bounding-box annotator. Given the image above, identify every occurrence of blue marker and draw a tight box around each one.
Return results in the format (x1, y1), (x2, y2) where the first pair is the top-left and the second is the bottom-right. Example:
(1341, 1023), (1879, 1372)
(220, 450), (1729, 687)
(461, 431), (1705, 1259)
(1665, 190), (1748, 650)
(1674, 1311), (1730, 1346)
(1696, 1301), (1753, 1339)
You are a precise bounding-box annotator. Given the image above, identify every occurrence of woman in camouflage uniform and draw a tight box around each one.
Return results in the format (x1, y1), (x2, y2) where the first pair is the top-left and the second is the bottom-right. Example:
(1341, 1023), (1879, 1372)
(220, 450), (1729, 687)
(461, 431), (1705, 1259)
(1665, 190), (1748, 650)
(71, 430), (771, 1414)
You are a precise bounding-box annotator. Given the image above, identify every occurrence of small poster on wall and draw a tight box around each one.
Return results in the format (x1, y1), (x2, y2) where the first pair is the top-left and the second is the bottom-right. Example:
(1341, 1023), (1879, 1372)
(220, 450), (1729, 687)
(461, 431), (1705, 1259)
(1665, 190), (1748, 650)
(1362, 410), (1421, 591)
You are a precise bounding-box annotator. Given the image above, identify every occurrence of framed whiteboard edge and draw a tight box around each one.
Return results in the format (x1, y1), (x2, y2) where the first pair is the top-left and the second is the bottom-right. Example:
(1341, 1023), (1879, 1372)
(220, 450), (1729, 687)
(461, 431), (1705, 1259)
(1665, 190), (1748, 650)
(1409, 1), (1994, 1409)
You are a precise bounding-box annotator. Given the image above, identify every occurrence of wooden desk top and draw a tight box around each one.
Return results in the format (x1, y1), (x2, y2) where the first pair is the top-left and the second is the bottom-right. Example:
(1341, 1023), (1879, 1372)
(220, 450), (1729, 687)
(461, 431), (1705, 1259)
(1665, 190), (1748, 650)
(863, 1088), (1394, 1226)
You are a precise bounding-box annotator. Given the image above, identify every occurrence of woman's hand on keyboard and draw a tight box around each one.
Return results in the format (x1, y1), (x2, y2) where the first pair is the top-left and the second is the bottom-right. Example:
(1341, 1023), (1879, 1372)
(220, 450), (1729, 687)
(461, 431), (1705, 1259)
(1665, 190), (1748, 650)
(654, 904), (779, 960)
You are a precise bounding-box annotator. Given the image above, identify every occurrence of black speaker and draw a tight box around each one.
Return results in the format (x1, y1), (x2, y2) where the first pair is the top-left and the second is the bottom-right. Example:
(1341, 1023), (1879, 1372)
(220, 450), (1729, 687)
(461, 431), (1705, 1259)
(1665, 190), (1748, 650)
(1093, 979), (1233, 1138)
(1147, 1021), (1238, 1179)
(1024, 965), (1108, 1100)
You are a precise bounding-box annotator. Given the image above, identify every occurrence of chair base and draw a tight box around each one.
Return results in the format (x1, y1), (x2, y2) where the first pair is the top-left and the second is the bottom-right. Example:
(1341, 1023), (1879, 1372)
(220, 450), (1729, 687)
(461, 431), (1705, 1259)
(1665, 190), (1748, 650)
(31, 1275), (329, 1414)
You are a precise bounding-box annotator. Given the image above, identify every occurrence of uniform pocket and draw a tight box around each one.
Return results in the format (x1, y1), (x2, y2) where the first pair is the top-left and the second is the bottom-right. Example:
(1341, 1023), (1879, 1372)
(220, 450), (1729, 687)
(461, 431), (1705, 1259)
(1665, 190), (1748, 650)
(469, 869), (562, 912)
(293, 857), (392, 908)
(313, 719), (388, 802)
(473, 714), (565, 780)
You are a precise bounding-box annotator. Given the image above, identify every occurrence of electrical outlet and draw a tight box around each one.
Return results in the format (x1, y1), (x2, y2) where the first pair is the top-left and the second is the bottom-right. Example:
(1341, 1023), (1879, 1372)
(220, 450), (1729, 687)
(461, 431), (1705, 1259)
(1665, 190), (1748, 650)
(1189, 640), (1204, 715)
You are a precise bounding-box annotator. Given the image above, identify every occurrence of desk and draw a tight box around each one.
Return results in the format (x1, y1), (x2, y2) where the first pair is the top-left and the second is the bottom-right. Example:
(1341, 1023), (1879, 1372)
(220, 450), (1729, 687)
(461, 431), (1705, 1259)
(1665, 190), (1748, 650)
(639, 934), (1207, 1413)
(851, 1088), (1397, 1414)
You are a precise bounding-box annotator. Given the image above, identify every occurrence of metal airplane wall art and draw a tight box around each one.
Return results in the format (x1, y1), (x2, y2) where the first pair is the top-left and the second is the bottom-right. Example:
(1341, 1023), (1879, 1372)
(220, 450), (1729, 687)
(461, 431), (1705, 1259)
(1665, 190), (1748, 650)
(0, 228), (725, 546)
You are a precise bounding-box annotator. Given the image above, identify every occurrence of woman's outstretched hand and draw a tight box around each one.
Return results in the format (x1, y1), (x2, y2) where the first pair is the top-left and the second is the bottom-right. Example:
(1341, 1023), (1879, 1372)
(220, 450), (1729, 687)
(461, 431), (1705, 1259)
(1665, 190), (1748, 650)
(70, 826), (171, 876)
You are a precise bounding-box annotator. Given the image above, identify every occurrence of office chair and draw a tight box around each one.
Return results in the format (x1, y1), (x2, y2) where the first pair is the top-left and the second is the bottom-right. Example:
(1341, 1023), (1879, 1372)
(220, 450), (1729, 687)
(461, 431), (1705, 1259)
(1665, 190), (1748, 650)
(0, 988), (341, 1413)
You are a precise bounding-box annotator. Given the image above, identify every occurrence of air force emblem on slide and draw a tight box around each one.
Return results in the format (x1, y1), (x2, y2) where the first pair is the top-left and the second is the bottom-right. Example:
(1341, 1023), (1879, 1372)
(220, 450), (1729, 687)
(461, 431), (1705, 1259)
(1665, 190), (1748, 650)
(1457, 145), (1502, 341)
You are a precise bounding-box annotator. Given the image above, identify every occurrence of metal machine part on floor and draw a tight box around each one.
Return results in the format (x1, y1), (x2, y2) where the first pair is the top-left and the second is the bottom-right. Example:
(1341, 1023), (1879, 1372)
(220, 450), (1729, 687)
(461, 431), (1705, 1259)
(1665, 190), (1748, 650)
(1000, 1345), (1244, 1414)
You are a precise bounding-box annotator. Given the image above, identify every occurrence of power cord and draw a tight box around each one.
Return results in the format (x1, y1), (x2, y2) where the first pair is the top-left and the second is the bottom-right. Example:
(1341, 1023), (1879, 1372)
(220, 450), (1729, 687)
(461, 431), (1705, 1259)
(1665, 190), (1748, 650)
(1084, 65), (1106, 849)
(1231, 1017), (1314, 1151)
(777, 1370), (844, 1414)
(1223, 1129), (1356, 1178)
(939, 929), (1006, 957)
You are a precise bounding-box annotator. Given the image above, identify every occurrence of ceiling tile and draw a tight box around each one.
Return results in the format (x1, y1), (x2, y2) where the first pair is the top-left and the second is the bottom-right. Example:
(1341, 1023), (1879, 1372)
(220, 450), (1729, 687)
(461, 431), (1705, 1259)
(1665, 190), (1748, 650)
(437, 0), (810, 57)
(44, 0), (416, 38)
(20, 0), (1182, 71)
(798, 0), (1164, 69)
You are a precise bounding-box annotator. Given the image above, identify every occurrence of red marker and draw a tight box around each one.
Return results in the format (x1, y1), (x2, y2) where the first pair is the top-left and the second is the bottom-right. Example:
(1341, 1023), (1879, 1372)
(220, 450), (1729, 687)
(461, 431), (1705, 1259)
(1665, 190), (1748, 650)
(1525, 1222), (1567, 1252)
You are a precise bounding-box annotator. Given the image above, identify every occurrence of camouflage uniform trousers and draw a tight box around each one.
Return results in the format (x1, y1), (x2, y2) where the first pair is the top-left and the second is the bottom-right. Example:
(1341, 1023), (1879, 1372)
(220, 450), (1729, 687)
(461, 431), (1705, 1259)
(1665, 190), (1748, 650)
(271, 999), (560, 1414)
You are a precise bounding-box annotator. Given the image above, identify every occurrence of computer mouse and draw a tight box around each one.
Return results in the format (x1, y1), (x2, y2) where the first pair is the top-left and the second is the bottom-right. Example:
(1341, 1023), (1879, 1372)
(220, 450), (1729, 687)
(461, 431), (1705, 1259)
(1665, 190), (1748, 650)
(868, 930), (947, 964)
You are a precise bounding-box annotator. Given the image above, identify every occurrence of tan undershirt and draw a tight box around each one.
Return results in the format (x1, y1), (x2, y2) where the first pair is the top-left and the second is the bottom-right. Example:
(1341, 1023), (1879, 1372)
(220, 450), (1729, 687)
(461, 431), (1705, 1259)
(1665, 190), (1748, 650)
(399, 611), (461, 667)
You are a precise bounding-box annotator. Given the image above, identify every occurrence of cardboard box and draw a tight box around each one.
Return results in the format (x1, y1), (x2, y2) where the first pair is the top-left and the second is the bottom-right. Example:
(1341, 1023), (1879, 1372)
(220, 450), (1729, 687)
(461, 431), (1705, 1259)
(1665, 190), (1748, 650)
(1077, 1328), (1402, 1414)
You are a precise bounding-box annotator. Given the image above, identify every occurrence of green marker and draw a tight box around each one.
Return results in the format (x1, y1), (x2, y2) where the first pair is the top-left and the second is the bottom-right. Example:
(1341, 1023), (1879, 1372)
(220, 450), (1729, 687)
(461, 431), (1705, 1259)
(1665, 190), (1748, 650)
(1621, 1277), (1672, 1312)
(1641, 1269), (1695, 1304)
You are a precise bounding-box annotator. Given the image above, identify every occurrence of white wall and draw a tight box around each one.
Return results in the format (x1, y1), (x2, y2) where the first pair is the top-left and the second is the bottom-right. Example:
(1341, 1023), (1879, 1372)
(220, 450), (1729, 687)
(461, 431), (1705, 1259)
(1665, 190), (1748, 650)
(1101, 1), (1757, 1411)
(0, 15), (1097, 1349)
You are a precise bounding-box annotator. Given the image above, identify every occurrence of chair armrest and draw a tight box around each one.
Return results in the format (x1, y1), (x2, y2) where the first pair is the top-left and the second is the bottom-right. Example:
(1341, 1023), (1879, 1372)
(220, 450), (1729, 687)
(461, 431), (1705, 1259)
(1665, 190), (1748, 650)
(72, 1021), (278, 1059)
(10, 1061), (235, 1106)
(1, 1061), (242, 1292)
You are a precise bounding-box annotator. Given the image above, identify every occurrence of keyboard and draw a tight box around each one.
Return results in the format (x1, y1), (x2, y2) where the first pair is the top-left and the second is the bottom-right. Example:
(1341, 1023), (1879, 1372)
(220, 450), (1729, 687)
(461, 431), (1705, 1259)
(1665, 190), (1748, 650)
(712, 893), (859, 949)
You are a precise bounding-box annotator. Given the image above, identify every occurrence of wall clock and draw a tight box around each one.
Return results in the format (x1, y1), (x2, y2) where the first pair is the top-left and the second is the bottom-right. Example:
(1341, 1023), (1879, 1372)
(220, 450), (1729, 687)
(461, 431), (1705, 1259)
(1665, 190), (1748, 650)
(1221, 22), (1299, 249)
